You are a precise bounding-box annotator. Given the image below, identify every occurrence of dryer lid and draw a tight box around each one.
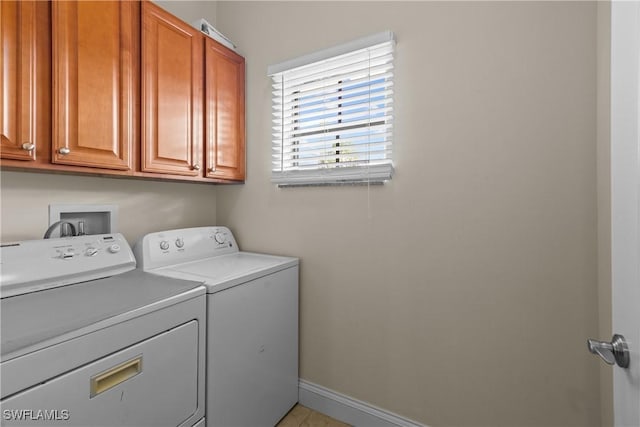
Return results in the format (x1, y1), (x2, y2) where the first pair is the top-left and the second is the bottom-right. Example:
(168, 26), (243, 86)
(1, 270), (204, 361)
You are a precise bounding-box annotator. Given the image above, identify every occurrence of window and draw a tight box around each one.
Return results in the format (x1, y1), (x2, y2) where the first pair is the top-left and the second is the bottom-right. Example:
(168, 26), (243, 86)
(269, 31), (395, 186)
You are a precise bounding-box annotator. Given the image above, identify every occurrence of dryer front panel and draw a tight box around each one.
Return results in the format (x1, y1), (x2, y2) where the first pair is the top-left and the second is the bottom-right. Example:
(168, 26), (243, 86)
(2, 321), (200, 427)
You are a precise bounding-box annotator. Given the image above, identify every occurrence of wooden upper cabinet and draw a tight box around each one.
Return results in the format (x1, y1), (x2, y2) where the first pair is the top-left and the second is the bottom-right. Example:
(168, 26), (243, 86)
(1, 0), (244, 183)
(52, 0), (136, 170)
(204, 39), (245, 181)
(141, 1), (203, 177)
(0, 1), (51, 162)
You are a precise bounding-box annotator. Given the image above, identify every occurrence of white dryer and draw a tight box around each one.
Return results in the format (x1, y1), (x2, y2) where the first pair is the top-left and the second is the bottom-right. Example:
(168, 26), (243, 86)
(0, 234), (206, 427)
(134, 227), (299, 427)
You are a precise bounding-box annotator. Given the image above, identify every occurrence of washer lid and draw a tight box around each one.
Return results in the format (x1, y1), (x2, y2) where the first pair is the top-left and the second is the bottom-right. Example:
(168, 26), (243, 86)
(153, 252), (298, 293)
(0, 270), (205, 361)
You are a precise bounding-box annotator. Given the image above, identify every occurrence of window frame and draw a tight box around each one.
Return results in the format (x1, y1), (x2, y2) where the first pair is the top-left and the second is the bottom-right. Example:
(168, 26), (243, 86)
(269, 31), (395, 186)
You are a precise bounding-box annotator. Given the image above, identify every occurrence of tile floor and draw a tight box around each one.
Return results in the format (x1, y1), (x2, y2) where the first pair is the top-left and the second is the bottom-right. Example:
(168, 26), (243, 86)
(277, 404), (350, 427)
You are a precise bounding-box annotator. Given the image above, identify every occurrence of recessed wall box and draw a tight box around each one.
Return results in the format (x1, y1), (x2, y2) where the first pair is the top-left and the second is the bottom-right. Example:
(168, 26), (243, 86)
(48, 204), (117, 237)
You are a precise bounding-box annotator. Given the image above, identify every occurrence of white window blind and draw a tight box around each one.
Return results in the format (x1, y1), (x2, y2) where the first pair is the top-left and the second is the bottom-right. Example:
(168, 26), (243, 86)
(269, 31), (395, 186)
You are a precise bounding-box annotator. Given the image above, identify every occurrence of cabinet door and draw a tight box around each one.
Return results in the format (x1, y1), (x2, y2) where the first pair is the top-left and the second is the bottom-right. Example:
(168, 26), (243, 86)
(141, 1), (203, 177)
(0, 1), (50, 162)
(205, 39), (246, 181)
(52, 1), (136, 170)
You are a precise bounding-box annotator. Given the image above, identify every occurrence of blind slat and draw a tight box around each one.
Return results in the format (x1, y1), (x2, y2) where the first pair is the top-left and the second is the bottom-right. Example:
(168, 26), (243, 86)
(274, 144), (392, 161)
(274, 132), (393, 154)
(273, 81), (393, 112)
(273, 158), (393, 171)
(276, 114), (393, 138)
(272, 51), (393, 90)
(272, 167), (393, 185)
(274, 122), (393, 145)
(274, 70), (394, 104)
(277, 106), (393, 133)
(274, 90), (394, 120)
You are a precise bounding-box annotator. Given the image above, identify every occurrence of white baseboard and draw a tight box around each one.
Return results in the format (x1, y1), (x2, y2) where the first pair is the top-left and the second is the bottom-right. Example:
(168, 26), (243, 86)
(298, 379), (428, 427)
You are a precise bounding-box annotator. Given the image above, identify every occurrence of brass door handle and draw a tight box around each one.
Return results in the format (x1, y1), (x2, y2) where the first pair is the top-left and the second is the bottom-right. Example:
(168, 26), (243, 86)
(90, 356), (142, 397)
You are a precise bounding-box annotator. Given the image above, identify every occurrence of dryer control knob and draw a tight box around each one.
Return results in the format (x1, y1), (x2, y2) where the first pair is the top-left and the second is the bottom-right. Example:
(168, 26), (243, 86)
(85, 247), (99, 257)
(159, 240), (170, 251)
(108, 244), (121, 254)
(61, 249), (75, 259)
(175, 238), (185, 248)
(214, 232), (226, 244)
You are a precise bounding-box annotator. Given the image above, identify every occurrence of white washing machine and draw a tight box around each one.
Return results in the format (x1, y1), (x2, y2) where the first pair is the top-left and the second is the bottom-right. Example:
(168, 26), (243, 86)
(0, 233), (206, 427)
(134, 227), (299, 427)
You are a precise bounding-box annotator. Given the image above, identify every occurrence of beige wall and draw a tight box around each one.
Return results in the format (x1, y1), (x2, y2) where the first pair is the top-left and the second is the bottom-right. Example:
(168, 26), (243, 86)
(153, 0), (217, 27)
(596, 2), (613, 426)
(215, 2), (601, 426)
(0, 171), (217, 245)
(0, 1), (608, 425)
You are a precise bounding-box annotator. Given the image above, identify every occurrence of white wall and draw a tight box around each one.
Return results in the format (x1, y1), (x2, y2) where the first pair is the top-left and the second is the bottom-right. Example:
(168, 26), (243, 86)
(215, 2), (601, 426)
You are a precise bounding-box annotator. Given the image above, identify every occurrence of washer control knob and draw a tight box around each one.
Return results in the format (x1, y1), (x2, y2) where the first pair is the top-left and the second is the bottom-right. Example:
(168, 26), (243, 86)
(61, 249), (75, 259)
(159, 240), (170, 251)
(85, 247), (99, 257)
(214, 232), (226, 244)
(175, 238), (184, 248)
(108, 244), (121, 254)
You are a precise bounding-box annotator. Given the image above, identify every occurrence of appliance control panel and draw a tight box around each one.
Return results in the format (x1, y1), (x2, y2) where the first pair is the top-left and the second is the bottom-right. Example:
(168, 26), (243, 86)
(52, 235), (123, 260)
(0, 234), (136, 298)
(133, 227), (239, 270)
